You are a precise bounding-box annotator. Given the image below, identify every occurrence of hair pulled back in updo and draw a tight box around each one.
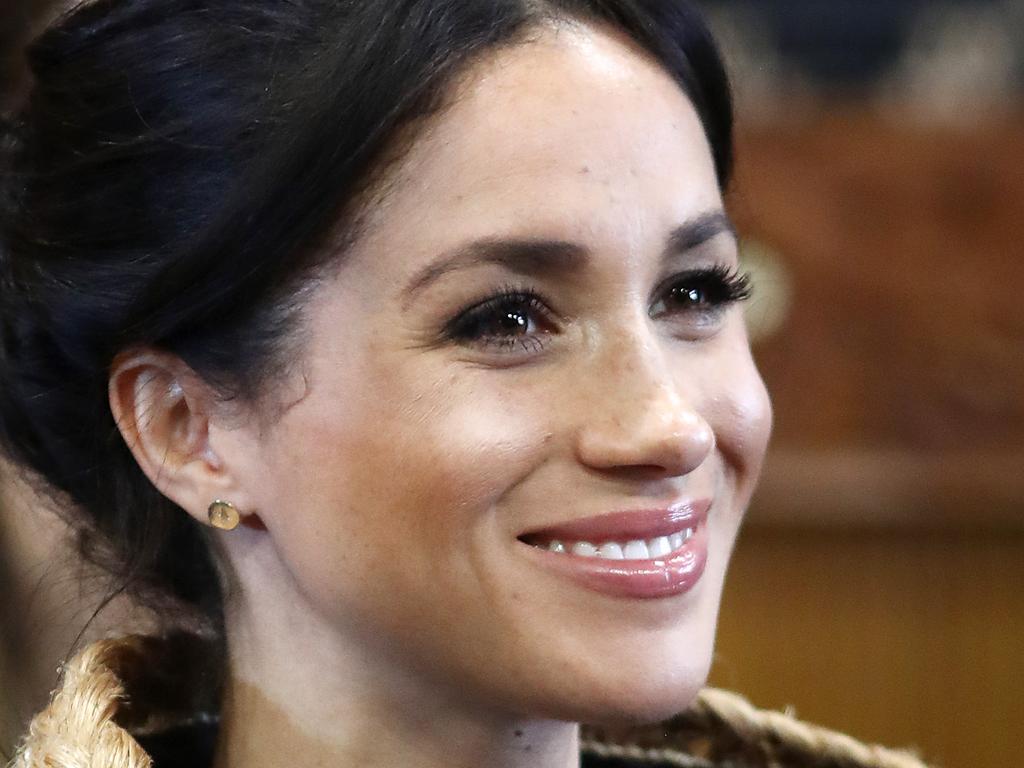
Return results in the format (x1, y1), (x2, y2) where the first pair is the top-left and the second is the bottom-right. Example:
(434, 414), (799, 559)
(0, 0), (733, 627)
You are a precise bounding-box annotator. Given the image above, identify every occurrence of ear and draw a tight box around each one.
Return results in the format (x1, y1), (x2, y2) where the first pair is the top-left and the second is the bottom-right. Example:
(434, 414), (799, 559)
(108, 348), (260, 529)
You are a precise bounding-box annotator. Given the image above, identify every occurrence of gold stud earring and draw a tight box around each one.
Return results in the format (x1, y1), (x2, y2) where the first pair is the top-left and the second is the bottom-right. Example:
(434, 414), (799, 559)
(207, 500), (240, 531)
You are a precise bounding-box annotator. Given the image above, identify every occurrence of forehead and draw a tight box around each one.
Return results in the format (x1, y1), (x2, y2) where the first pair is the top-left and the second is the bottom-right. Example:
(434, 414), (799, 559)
(352, 21), (722, 273)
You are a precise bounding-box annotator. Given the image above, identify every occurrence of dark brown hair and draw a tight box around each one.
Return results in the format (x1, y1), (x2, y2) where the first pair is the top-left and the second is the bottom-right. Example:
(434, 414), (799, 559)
(0, 0), (733, 626)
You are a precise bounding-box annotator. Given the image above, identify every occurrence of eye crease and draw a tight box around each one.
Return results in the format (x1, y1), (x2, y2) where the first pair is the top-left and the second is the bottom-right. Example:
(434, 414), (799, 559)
(443, 286), (557, 354)
(650, 264), (752, 317)
(443, 265), (753, 355)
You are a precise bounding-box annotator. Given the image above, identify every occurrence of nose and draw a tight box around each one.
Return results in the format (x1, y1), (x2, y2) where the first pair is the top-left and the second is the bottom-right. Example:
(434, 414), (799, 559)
(573, 334), (714, 478)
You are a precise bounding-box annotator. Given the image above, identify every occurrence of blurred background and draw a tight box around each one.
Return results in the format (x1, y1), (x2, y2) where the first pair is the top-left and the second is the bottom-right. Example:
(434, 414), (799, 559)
(2, 1), (1023, 765)
(696, 2), (1024, 767)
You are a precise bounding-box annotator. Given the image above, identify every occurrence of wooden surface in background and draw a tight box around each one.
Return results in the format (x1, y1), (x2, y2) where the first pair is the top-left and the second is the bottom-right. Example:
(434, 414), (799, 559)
(711, 527), (1024, 768)
(713, 110), (1023, 768)
(731, 108), (1024, 525)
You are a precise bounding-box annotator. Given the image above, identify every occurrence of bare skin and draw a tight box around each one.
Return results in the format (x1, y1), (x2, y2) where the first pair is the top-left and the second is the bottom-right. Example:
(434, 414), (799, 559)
(110, 20), (771, 768)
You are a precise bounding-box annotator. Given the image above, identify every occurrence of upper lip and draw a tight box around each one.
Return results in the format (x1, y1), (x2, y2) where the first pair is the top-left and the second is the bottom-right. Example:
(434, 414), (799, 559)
(517, 499), (711, 544)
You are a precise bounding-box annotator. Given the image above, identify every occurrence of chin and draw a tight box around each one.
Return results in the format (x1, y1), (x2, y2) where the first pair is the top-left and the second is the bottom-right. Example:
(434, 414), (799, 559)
(520, 635), (715, 726)
(588, 601), (724, 723)
(593, 656), (712, 725)
(559, 676), (710, 727)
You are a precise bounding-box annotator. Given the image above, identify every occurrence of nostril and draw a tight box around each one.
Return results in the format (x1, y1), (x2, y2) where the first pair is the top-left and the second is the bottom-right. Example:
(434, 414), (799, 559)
(570, 355), (712, 476)
(575, 421), (713, 477)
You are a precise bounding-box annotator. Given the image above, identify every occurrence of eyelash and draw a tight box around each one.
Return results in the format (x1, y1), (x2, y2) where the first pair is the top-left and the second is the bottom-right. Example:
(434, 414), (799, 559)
(443, 265), (753, 355)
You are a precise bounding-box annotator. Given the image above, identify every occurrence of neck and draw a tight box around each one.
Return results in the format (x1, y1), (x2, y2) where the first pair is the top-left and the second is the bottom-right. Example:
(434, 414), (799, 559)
(214, 566), (580, 768)
(213, 677), (580, 768)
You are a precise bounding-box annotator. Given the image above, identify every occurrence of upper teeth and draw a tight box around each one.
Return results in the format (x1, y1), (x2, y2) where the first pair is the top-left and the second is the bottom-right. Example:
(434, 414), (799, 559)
(542, 528), (695, 560)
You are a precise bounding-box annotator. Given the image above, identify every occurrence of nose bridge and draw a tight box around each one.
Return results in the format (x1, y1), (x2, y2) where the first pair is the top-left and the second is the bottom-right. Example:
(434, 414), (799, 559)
(574, 321), (713, 475)
(605, 327), (681, 417)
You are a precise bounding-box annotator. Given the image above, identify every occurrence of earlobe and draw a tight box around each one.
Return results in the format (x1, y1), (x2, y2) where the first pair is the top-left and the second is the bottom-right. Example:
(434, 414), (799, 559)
(108, 349), (255, 529)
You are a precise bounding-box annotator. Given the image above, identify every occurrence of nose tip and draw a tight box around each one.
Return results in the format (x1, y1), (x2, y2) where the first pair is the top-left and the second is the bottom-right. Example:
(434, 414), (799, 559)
(575, 380), (714, 478)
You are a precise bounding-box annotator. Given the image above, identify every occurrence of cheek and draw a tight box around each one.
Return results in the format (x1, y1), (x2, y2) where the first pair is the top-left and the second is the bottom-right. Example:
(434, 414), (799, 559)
(361, 370), (551, 532)
(402, 380), (548, 518)
(252, 360), (551, 612)
(704, 345), (773, 500)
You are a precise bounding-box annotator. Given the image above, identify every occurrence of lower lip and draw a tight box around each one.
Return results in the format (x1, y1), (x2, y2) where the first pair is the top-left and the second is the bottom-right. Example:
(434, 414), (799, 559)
(518, 521), (709, 600)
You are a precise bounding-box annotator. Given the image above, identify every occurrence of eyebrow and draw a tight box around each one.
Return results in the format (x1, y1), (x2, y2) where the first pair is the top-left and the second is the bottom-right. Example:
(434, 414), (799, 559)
(400, 210), (736, 306)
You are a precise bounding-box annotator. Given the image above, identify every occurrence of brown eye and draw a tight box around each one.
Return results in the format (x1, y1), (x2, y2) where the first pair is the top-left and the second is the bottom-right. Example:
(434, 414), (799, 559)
(445, 289), (554, 354)
(486, 306), (531, 336)
(650, 266), (752, 319)
(668, 284), (706, 308)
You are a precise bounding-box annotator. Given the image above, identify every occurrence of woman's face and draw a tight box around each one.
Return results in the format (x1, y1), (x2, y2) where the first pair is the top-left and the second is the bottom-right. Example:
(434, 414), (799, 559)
(223, 22), (771, 724)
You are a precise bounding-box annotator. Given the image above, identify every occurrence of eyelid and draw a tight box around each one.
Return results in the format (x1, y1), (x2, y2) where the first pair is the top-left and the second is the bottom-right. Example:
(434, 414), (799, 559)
(441, 265), (750, 357)
(649, 264), (752, 311)
(463, 283), (550, 313)
(442, 282), (561, 350)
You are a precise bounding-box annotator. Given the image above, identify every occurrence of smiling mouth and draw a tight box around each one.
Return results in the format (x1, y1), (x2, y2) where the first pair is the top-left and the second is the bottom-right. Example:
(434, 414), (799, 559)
(513, 501), (711, 599)
(519, 526), (696, 561)
(515, 499), (710, 559)
(516, 519), (709, 600)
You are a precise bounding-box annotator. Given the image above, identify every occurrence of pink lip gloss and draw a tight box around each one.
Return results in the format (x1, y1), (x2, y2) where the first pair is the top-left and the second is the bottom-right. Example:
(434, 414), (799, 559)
(517, 501), (710, 599)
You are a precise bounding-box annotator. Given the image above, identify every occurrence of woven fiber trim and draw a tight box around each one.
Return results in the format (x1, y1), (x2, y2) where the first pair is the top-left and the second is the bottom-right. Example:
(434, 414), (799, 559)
(10, 637), (152, 768)
(582, 688), (935, 768)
